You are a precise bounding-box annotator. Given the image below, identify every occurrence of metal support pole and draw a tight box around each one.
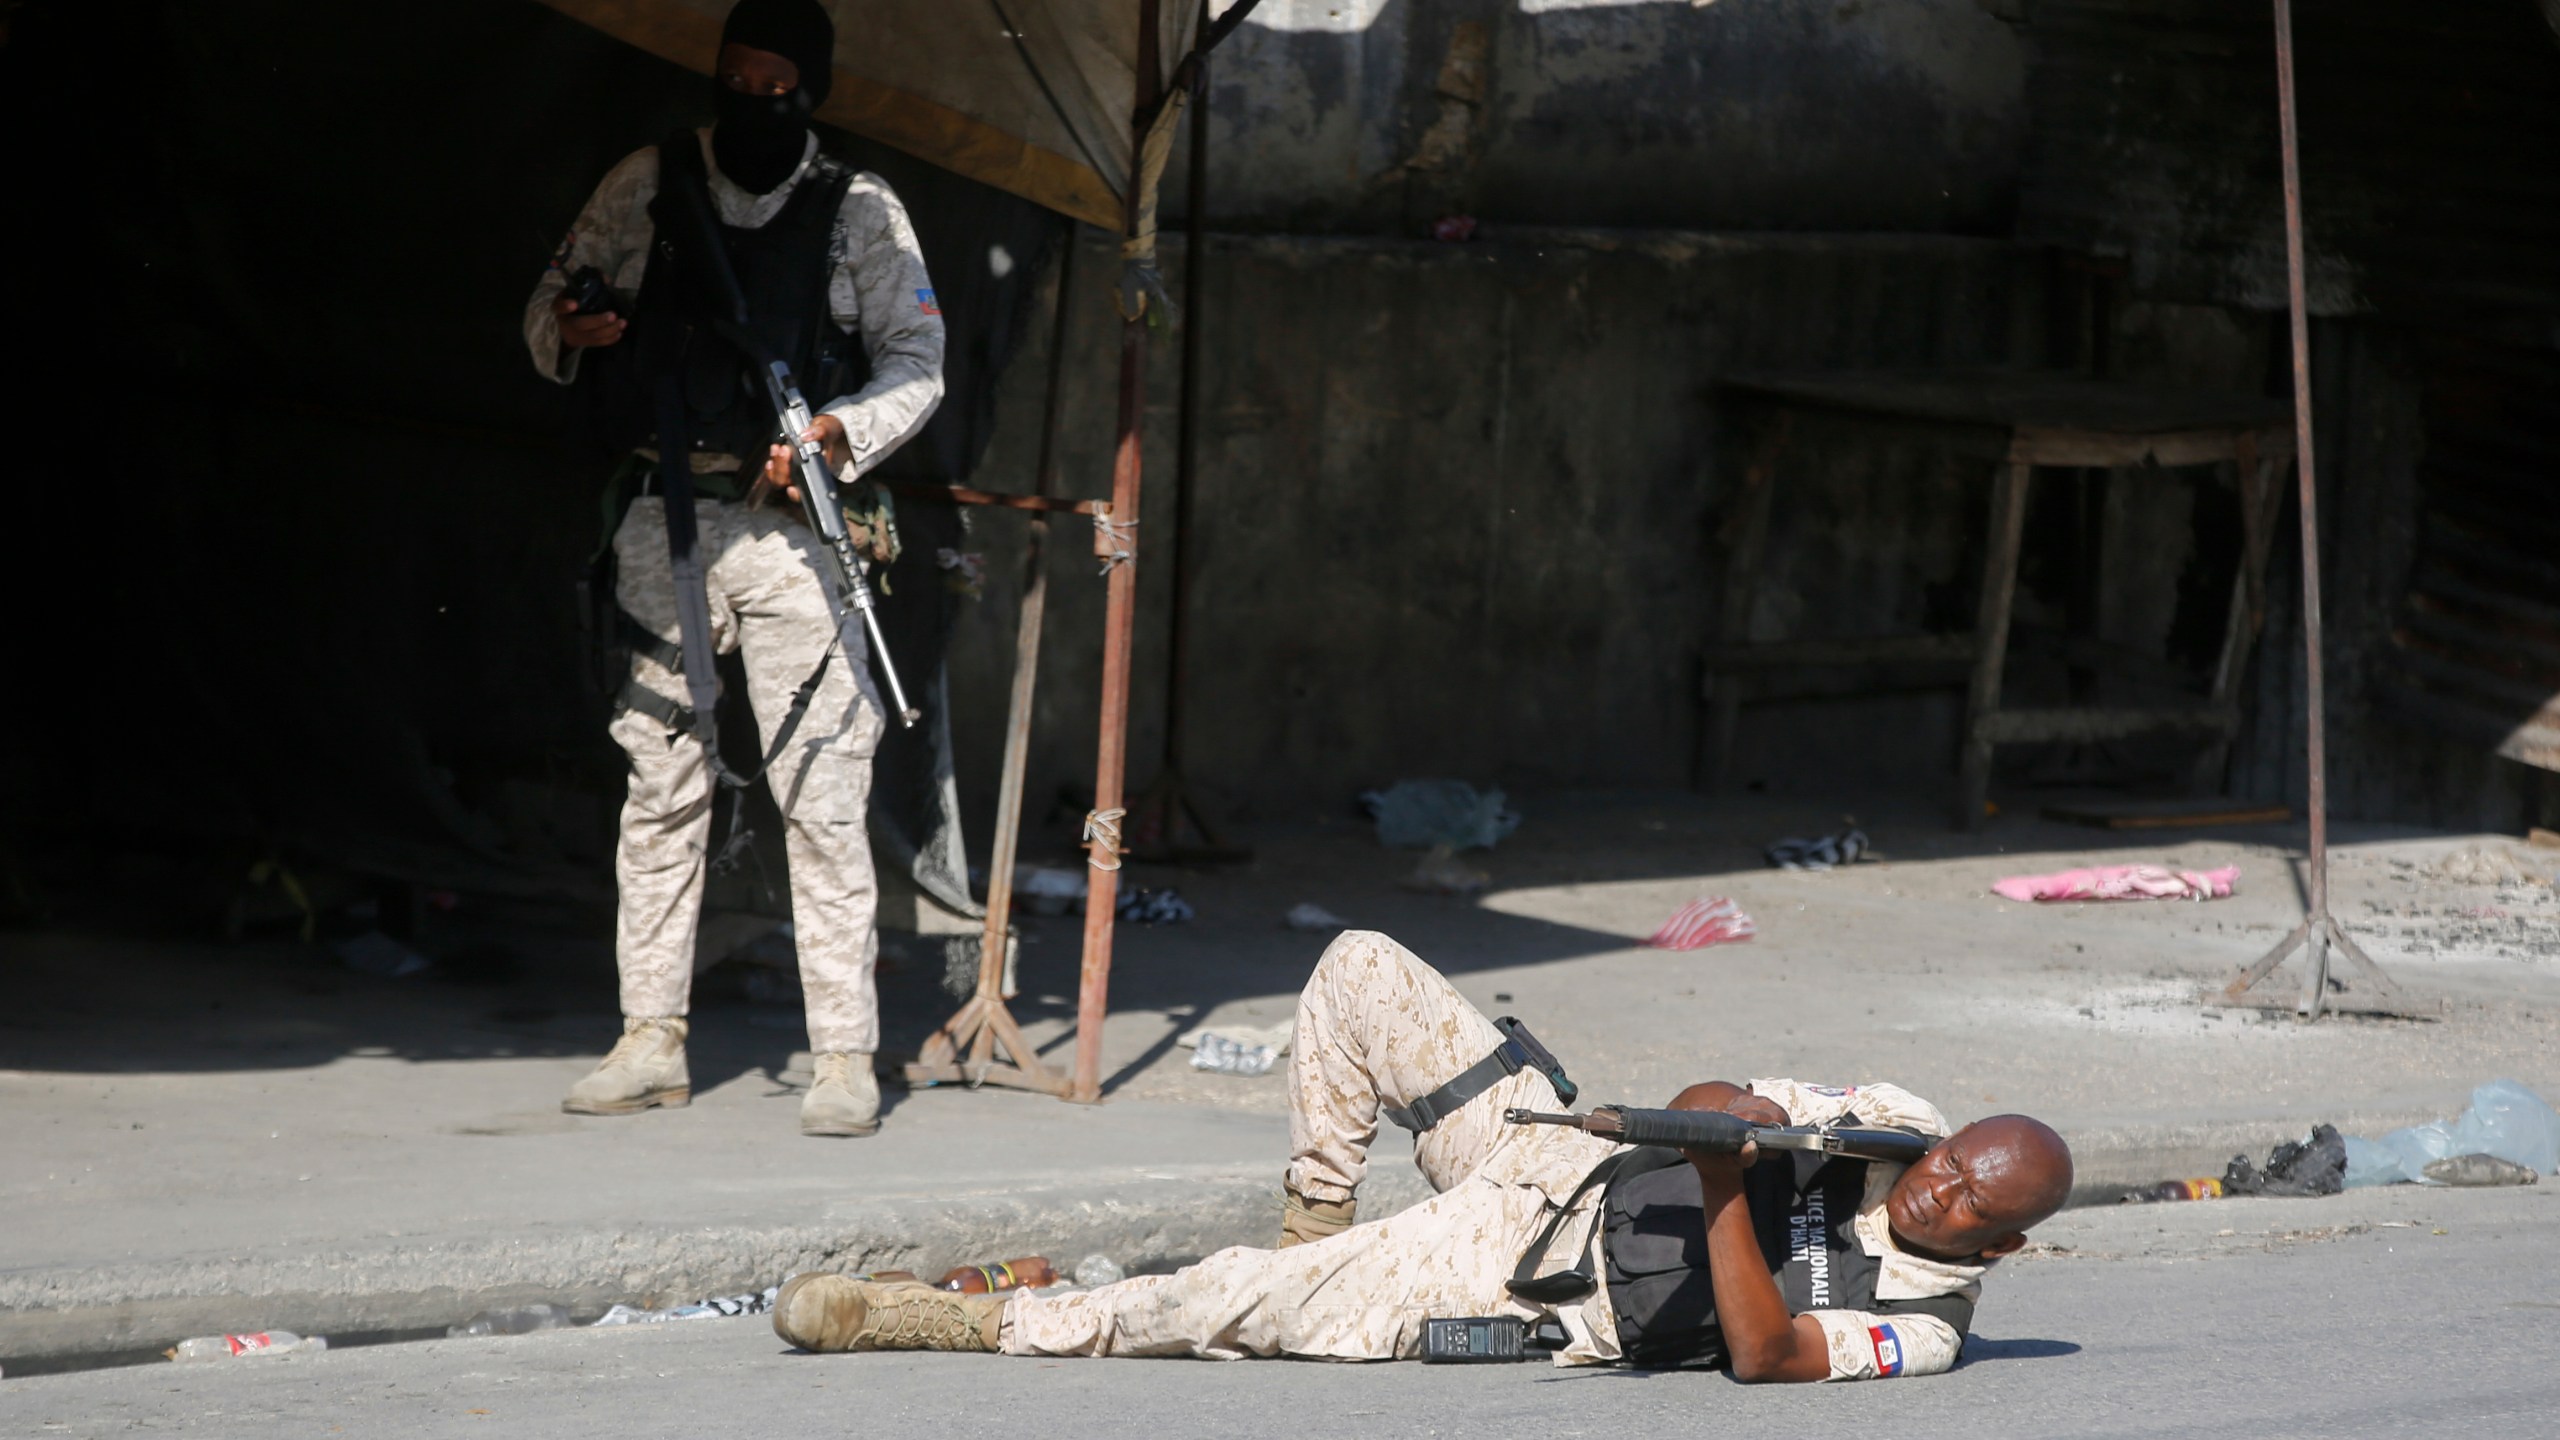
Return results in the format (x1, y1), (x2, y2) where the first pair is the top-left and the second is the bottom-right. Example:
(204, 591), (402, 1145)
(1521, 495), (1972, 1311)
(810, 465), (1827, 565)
(904, 226), (1081, 1095)
(1127, 34), (1248, 864)
(2223, 0), (2406, 1017)
(1071, 2), (1164, 1105)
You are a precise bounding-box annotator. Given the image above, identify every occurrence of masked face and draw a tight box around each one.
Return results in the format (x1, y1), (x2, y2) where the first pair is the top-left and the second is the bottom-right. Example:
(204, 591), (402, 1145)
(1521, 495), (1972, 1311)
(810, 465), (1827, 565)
(711, 43), (811, 193)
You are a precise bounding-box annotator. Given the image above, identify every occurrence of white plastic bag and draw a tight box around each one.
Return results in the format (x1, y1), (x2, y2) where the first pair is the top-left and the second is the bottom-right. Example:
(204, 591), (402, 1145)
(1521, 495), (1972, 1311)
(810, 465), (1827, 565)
(2349, 1079), (2560, 1186)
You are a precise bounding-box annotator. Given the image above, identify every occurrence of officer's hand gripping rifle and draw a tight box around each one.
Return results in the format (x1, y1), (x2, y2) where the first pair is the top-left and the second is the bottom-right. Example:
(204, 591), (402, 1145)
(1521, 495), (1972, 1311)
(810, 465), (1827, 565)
(1505, 1105), (1934, 1166)
(761, 360), (920, 729)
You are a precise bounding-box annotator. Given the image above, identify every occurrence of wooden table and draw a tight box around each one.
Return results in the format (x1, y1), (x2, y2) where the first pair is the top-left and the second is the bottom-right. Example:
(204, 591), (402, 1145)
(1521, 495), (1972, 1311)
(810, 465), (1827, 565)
(1703, 369), (2295, 828)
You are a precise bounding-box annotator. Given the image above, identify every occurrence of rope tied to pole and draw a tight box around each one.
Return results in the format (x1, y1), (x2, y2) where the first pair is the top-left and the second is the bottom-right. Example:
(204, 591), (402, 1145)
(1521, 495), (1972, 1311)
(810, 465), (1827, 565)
(1092, 510), (1138, 572)
(1082, 807), (1127, 870)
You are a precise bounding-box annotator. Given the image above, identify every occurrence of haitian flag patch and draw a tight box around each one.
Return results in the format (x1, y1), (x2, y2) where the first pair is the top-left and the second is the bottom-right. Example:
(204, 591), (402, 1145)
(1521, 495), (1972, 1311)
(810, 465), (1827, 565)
(1868, 1323), (1905, 1377)
(916, 288), (940, 315)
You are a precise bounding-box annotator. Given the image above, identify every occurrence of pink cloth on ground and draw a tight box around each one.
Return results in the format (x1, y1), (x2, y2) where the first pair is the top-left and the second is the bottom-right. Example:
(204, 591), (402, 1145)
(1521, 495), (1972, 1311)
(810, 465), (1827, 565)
(1647, 897), (1757, 949)
(1990, 864), (2239, 903)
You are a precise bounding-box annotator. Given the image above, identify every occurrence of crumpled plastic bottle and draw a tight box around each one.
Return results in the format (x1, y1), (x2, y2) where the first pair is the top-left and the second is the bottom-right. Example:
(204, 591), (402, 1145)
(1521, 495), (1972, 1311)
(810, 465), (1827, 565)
(168, 1331), (327, 1362)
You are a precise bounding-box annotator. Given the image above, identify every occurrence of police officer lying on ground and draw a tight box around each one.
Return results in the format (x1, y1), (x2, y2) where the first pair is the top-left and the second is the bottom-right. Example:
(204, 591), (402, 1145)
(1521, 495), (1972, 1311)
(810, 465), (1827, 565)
(522, 0), (944, 1137)
(771, 931), (2074, 1379)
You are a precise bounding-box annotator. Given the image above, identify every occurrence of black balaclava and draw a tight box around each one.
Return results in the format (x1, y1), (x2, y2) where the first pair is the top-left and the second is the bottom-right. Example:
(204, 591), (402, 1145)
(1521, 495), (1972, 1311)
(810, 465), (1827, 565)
(711, 0), (835, 194)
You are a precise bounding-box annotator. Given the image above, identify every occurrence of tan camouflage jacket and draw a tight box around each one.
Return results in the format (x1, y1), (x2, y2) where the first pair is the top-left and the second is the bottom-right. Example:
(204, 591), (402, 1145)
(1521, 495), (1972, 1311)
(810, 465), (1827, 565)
(522, 128), (944, 477)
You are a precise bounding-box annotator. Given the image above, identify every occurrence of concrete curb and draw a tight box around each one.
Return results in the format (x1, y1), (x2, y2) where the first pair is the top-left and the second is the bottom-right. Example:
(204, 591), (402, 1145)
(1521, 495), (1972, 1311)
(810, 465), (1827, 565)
(0, 1114), (2434, 1370)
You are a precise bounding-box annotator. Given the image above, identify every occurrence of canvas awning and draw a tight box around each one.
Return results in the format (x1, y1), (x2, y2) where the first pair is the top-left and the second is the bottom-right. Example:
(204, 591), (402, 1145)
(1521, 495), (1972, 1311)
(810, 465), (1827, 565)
(534, 0), (1203, 230)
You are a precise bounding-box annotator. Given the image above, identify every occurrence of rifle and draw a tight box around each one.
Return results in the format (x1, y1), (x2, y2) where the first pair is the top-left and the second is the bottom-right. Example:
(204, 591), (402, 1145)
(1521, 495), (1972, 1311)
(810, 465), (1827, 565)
(760, 359), (921, 728)
(1505, 1105), (1935, 1166)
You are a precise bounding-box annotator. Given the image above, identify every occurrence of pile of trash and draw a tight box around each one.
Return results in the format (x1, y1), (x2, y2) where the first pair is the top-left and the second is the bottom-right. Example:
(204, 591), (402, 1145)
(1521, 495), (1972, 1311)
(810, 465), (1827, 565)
(2122, 1079), (2558, 1202)
(1764, 829), (1868, 872)
(1363, 780), (1517, 896)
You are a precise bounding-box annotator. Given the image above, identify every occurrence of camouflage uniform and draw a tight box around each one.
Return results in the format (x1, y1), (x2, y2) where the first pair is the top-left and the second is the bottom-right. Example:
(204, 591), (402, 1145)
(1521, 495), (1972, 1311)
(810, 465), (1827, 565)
(524, 129), (943, 1057)
(1002, 931), (1983, 1379)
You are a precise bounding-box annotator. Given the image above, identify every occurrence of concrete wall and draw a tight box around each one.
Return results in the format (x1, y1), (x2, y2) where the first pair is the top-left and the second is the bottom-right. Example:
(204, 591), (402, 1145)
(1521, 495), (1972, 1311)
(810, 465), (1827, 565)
(938, 228), (2053, 835)
(1184, 0), (2030, 235)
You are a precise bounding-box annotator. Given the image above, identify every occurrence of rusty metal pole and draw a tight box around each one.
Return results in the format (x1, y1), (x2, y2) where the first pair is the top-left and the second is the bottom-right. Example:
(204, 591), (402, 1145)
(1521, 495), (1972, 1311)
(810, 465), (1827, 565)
(1072, 4), (1164, 1104)
(2273, 0), (2333, 1016)
(1164, 50), (1208, 787)
(976, 229), (1078, 1021)
(2223, 0), (2404, 1016)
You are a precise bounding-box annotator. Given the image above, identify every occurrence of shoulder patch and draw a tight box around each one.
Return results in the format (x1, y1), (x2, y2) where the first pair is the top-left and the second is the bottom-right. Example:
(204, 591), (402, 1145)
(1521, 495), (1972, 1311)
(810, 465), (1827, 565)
(1868, 1323), (1905, 1377)
(915, 288), (940, 315)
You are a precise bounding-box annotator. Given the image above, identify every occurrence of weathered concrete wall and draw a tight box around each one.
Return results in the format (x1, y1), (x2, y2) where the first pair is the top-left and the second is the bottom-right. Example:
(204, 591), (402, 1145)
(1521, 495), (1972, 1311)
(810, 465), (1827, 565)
(937, 229), (2053, 832)
(1183, 0), (2030, 235)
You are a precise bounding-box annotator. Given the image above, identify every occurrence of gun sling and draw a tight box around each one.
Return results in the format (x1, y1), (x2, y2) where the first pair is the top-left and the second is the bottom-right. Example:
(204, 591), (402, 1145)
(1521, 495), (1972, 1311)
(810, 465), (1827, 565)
(1383, 1017), (1574, 1133)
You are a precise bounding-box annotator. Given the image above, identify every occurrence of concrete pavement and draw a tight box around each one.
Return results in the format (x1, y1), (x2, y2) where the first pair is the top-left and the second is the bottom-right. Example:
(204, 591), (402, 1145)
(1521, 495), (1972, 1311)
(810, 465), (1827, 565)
(7, 1183), (2554, 1438)
(6, 790), (2555, 1373)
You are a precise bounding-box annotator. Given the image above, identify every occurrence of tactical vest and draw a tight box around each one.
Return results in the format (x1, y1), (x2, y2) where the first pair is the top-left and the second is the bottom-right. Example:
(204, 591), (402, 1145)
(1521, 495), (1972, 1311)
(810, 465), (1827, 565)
(1600, 1146), (1975, 1369)
(590, 130), (867, 462)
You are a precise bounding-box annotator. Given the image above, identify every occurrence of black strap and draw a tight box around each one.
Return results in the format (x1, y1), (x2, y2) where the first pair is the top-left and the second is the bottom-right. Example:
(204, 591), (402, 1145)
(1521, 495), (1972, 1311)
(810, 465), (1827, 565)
(1505, 1151), (1631, 1306)
(613, 578), (840, 793)
(1382, 1037), (1528, 1133)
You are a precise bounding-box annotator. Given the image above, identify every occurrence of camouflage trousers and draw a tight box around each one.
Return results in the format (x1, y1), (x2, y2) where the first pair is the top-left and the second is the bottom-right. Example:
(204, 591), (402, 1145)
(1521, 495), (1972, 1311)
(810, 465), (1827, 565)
(1004, 931), (1625, 1361)
(609, 495), (886, 1055)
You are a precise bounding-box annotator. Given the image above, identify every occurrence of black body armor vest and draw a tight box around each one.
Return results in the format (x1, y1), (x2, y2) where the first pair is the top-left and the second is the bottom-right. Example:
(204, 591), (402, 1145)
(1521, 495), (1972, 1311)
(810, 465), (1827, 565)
(587, 131), (866, 462)
(1600, 1145), (1975, 1369)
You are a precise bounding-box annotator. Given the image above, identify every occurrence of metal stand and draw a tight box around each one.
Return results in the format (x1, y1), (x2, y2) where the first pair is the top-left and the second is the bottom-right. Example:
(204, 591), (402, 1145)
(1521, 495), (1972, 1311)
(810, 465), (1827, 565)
(1129, 49), (1250, 866)
(905, 231), (1082, 1096)
(2221, 0), (2415, 1020)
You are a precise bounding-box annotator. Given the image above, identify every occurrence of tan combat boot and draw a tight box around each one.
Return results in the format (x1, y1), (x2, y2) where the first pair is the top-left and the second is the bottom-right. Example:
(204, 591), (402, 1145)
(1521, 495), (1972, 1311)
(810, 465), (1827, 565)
(772, 1274), (1004, 1354)
(561, 1017), (691, 1115)
(1280, 1181), (1356, 1247)
(801, 1052), (881, 1137)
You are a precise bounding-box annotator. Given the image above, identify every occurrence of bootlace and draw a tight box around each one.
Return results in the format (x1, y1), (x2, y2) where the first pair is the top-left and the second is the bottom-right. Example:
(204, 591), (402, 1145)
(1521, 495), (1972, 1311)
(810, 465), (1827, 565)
(812, 1052), (857, 1088)
(866, 1287), (989, 1351)
(603, 1020), (672, 1068)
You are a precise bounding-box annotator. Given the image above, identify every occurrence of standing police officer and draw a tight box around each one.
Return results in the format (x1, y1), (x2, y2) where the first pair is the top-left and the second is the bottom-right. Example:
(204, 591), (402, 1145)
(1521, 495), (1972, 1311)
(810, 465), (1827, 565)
(523, 0), (943, 1137)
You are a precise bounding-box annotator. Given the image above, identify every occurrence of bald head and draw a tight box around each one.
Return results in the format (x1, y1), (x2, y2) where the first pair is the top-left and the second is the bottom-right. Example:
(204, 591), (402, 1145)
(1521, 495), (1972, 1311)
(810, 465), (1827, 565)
(1964, 1114), (2075, 1227)
(1886, 1114), (2074, 1261)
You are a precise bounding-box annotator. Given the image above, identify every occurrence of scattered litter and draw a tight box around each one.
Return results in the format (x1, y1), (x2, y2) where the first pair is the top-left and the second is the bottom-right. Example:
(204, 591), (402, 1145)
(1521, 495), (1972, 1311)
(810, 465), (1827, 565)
(2120, 1177), (2226, 1203)
(2528, 828), (2559, 851)
(168, 1331), (326, 1362)
(2345, 1078), (2560, 1186)
(1179, 1021), (1293, 1054)
(2222, 1124), (2346, 1198)
(1116, 886), (1194, 925)
(1764, 829), (1868, 872)
(2423, 1153), (2539, 1187)
(1431, 214), (1478, 242)
(939, 1257), (1056, 1293)
(1361, 780), (1520, 851)
(986, 865), (1087, 916)
(1191, 1032), (1282, 1076)
(2432, 846), (2546, 888)
(1646, 897), (1756, 950)
(332, 930), (433, 979)
(1074, 1254), (1125, 1287)
(1989, 864), (2237, 903)
(2123, 1126), (2347, 1203)
(449, 1304), (570, 1338)
(592, 1286), (779, 1327)
(1401, 844), (1490, 896)
(1284, 902), (1350, 932)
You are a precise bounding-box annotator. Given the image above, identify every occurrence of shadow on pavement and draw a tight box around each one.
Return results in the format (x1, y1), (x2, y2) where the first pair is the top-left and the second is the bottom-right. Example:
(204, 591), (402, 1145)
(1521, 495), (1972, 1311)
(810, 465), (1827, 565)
(0, 787), (2364, 1101)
